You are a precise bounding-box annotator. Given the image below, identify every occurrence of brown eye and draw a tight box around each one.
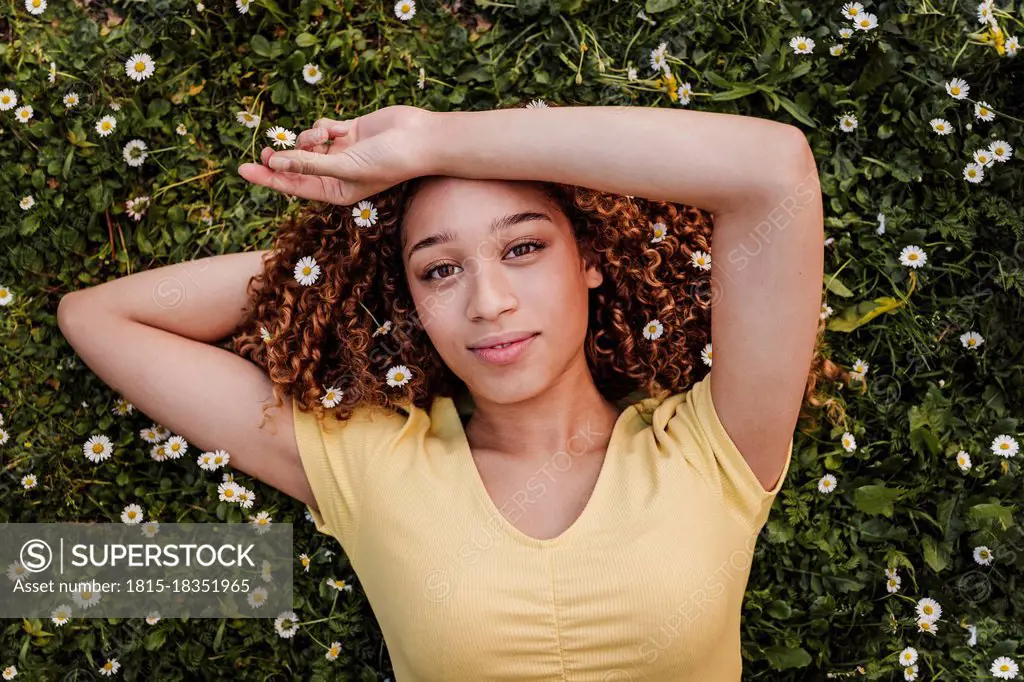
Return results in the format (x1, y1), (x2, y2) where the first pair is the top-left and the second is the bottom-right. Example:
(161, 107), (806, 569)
(423, 263), (461, 281)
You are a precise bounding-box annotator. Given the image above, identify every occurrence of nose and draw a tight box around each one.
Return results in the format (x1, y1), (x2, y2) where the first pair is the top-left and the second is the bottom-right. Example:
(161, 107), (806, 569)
(465, 259), (518, 322)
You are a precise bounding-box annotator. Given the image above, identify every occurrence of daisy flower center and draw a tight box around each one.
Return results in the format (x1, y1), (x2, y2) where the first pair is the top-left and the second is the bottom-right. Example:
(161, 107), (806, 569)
(951, 87), (960, 94)
(93, 444), (103, 453)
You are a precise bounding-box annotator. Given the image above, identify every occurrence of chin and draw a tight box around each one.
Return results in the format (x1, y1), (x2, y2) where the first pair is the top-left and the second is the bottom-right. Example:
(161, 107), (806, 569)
(464, 370), (550, 405)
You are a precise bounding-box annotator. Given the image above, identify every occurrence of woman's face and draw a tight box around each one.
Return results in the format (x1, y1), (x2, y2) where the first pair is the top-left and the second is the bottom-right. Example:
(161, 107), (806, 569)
(401, 177), (603, 404)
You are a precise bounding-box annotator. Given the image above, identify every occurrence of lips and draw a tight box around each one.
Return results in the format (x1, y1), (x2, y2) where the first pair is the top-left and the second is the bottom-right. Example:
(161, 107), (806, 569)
(468, 333), (539, 365)
(468, 332), (539, 350)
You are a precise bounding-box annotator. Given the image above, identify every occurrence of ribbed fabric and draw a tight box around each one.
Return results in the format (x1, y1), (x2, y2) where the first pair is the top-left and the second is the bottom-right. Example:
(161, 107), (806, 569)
(292, 371), (793, 682)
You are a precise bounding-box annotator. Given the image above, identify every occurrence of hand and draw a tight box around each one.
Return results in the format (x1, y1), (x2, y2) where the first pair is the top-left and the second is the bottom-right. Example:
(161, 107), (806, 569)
(237, 104), (436, 206)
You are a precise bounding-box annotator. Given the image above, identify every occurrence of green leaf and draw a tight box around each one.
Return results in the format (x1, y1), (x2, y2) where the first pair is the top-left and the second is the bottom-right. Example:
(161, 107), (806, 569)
(251, 35), (273, 57)
(144, 629), (167, 650)
(853, 484), (904, 517)
(711, 86), (758, 102)
(764, 646), (812, 670)
(776, 93), (816, 127)
(295, 32), (320, 47)
(824, 273), (854, 297)
(967, 502), (1015, 531)
(922, 536), (951, 572)
(645, 0), (680, 12)
(828, 296), (906, 332)
(767, 600), (792, 619)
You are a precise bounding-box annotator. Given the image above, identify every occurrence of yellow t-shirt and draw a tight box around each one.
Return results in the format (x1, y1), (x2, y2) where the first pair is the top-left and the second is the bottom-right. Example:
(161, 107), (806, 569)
(293, 371), (793, 682)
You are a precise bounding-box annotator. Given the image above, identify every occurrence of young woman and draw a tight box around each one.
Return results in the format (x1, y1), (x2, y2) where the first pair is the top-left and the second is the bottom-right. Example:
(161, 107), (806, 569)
(58, 103), (838, 680)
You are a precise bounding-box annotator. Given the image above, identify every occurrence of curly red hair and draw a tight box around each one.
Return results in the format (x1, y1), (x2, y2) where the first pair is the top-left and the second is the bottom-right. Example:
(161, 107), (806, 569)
(231, 174), (847, 435)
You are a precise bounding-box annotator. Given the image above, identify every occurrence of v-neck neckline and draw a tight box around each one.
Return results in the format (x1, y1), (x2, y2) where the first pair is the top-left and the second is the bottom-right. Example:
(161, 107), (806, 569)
(440, 397), (641, 549)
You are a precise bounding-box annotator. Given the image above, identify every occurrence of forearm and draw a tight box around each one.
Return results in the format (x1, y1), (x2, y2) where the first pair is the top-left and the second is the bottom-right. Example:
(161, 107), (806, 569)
(422, 106), (812, 215)
(58, 250), (271, 344)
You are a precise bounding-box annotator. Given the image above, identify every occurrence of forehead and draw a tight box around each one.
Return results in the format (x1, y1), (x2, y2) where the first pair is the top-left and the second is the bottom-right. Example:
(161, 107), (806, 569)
(400, 177), (567, 258)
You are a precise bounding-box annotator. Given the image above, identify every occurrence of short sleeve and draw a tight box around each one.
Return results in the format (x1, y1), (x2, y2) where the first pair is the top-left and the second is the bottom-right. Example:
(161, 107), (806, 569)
(651, 372), (794, 533)
(291, 399), (409, 553)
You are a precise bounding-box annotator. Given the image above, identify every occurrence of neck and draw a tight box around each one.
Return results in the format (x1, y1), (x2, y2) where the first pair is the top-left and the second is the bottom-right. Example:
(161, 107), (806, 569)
(462, 354), (621, 461)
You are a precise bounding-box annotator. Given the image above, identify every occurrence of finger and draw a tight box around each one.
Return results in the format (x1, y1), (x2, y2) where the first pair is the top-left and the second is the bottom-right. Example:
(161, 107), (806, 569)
(296, 121), (353, 152)
(265, 148), (347, 176)
(238, 161), (341, 204)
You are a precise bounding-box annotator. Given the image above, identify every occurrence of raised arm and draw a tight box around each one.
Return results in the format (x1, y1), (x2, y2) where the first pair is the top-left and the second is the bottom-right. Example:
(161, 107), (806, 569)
(56, 250), (324, 516)
(416, 106), (823, 491)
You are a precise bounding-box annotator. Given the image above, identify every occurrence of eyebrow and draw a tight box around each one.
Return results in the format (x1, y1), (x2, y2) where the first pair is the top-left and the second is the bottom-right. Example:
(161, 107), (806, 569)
(404, 211), (552, 260)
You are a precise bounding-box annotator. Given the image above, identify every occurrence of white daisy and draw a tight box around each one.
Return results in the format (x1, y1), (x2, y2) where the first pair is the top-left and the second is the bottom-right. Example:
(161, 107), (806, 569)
(904, 663), (918, 681)
(650, 221), (667, 243)
(690, 249), (711, 270)
(818, 473), (838, 493)
(124, 53), (155, 82)
(15, 105), (33, 123)
(840, 2), (864, 20)
(266, 126), (297, 149)
(676, 82), (692, 106)
(327, 577), (354, 592)
(642, 319), (664, 340)
(851, 358), (869, 378)
(72, 587), (101, 609)
(95, 115), (117, 137)
(1005, 35), (1019, 56)
(899, 245), (927, 268)
(122, 139), (148, 167)
(973, 545), (994, 565)
(236, 487), (256, 510)
(963, 162), (985, 183)
(302, 64), (323, 84)
(789, 36), (815, 54)
(394, 0), (415, 20)
(274, 611), (300, 638)
(820, 302), (833, 319)
(83, 434), (114, 463)
(294, 255), (321, 286)
(51, 604), (71, 626)
(125, 197), (149, 222)
(218, 481), (243, 503)
(701, 343), (713, 367)
(176, 123), (187, 135)
(24, 0), (46, 14)
(977, 2), (994, 24)
(960, 330), (984, 350)
(838, 113), (859, 132)
(248, 586), (268, 608)
(418, 67), (425, 89)
(957, 450), (972, 472)
(0, 89), (18, 110)
(321, 386), (344, 408)
(0, 427), (7, 445)
(260, 326), (273, 342)
(945, 78), (970, 100)
(98, 658), (120, 676)
(19, 195), (34, 210)
(929, 118), (952, 135)
(852, 12), (878, 30)
(830, 44), (845, 56)
(886, 573), (902, 593)
(140, 521), (160, 538)
(236, 111), (260, 128)
(139, 425), (162, 444)
(150, 443), (169, 462)
(0, 285), (15, 306)
(916, 597), (942, 622)
(299, 553), (311, 572)
(164, 434), (188, 459)
(975, 101), (996, 121)
(120, 503), (144, 525)
(973, 148), (994, 167)
(352, 200), (378, 227)
(326, 641), (342, 661)
(841, 432), (857, 452)
(838, 27), (854, 39)
(145, 611), (161, 624)
(991, 657), (1020, 679)
(525, 99), (549, 108)
(988, 140), (1013, 161)
(386, 365), (412, 387)
(991, 434), (1019, 458)
(649, 42), (668, 72)
(916, 618), (938, 635)
(22, 474), (38, 490)
(627, 67), (638, 81)
(6, 561), (27, 582)
(373, 320), (393, 337)
(899, 647), (918, 667)
(236, 0), (251, 14)
(249, 511), (273, 534)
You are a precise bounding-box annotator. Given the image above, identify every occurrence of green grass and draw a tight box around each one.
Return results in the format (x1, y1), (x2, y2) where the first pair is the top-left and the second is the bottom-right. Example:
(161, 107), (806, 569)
(1, 0), (1023, 679)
